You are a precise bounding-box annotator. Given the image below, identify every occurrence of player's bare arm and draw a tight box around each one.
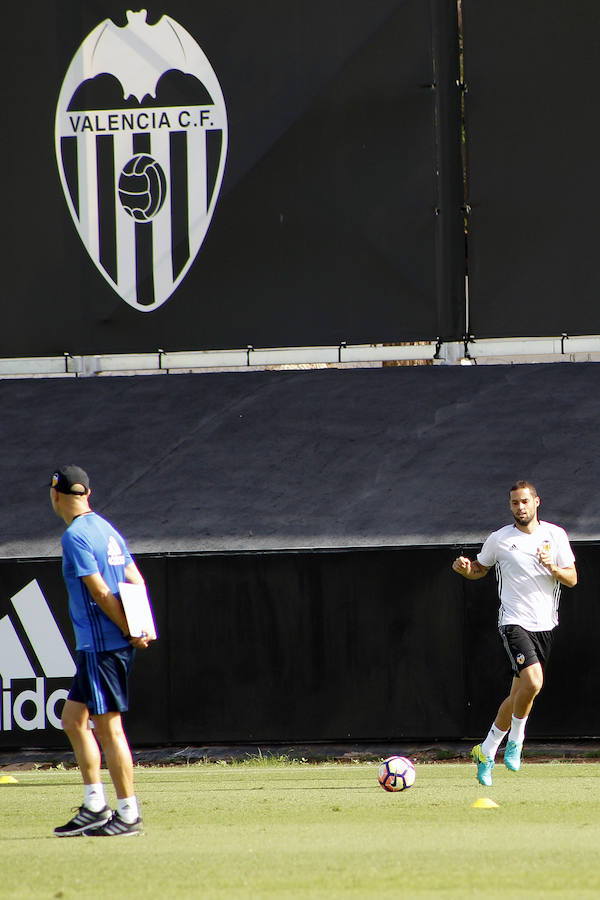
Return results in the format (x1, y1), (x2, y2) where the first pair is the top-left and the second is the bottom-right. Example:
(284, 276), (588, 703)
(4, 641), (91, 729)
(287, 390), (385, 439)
(82, 572), (152, 648)
(537, 551), (578, 588)
(452, 556), (490, 580)
(554, 564), (578, 588)
(124, 561), (145, 586)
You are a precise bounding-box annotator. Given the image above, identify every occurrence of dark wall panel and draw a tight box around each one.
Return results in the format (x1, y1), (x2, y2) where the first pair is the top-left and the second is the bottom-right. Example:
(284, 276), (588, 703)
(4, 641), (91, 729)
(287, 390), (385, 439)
(167, 550), (465, 743)
(463, 0), (600, 337)
(1, 0), (463, 357)
(1, 544), (598, 750)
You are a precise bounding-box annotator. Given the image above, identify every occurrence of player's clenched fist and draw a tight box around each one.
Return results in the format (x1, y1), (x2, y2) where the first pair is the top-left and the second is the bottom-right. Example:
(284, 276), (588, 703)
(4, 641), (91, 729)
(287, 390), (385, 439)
(452, 555), (472, 575)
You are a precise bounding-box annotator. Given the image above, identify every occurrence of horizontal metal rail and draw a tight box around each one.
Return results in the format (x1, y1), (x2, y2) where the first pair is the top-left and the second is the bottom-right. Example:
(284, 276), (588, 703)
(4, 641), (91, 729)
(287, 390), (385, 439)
(1, 335), (599, 378)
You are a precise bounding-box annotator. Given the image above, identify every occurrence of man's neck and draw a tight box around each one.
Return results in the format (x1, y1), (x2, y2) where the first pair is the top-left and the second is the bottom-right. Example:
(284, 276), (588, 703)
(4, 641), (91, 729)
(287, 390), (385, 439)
(514, 518), (540, 535)
(63, 505), (92, 527)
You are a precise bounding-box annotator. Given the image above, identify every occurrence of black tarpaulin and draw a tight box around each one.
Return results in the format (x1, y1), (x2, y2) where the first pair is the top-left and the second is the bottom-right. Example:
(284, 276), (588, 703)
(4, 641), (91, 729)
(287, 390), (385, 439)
(2, 362), (599, 559)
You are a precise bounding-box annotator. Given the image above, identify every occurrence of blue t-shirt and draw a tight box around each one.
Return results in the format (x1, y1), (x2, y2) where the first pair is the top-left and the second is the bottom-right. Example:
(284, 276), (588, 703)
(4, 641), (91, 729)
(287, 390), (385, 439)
(61, 512), (134, 651)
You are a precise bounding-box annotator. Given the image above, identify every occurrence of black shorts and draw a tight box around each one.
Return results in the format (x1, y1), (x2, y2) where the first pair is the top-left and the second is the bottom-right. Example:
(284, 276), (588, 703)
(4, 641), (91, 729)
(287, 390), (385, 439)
(69, 647), (135, 715)
(499, 624), (553, 677)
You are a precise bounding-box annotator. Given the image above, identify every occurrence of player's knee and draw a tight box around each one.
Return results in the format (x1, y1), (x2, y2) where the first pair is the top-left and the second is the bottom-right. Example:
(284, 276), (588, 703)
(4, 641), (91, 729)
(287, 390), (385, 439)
(61, 712), (72, 733)
(62, 712), (86, 738)
(92, 713), (124, 744)
(61, 702), (85, 735)
(522, 668), (543, 698)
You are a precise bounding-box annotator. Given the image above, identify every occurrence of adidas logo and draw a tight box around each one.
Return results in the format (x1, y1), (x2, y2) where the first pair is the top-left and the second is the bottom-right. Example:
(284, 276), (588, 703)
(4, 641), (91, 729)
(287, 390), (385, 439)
(0, 580), (75, 732)
(107, 536), (125, 567)
(509, 544), (518, 551)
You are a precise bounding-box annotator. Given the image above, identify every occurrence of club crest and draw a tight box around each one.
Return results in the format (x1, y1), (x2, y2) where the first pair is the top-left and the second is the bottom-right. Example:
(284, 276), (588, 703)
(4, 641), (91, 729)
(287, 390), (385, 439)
(55, 10), (228, 312)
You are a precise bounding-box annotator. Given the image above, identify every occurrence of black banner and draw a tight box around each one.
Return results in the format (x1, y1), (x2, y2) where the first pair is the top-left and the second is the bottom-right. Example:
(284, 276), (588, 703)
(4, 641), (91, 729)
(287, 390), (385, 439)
(1, 545), (598, 749)
(0, 0), (464, 357)
(463, 0), (600, 337)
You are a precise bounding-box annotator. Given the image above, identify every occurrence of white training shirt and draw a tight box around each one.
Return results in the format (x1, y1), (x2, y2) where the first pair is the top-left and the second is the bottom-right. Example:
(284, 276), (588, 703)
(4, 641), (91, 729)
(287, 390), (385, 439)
(477, 521), (575, 631)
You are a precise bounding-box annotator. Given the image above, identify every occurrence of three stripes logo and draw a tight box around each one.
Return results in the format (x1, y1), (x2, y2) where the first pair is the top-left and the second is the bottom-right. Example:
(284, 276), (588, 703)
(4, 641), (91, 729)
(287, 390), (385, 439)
(0, 580), (75, 732)
(55, 10), (228, 311)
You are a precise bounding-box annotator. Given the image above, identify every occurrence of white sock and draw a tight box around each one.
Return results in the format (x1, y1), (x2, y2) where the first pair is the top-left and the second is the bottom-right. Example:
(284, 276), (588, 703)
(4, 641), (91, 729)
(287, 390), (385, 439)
(509, 714), (527, 745)
(481, 723), (508, 760)
(84, 783), (106, 813)
(117, 796), (139, 824)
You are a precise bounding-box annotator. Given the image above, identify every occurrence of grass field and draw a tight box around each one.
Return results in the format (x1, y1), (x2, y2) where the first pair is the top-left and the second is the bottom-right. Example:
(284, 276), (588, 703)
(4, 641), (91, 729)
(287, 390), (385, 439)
(2, 758), (600, 899)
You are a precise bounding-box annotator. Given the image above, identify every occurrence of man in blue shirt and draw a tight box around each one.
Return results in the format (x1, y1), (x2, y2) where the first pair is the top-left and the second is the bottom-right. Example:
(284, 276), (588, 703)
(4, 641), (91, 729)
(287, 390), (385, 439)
(49, 464), (153, 837)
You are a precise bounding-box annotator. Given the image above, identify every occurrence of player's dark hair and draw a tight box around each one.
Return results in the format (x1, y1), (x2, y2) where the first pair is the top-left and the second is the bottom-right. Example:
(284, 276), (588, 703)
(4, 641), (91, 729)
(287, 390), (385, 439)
(509, 480), (538, 497)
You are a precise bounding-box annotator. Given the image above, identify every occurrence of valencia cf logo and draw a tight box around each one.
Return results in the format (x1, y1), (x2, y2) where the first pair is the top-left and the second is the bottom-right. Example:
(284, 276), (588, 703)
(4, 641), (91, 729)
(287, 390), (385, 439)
(55, 10), (228, 312)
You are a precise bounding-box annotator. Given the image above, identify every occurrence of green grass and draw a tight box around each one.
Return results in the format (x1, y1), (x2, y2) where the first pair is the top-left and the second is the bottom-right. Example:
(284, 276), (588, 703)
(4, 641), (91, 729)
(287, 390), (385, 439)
(1, 760), (600, 898)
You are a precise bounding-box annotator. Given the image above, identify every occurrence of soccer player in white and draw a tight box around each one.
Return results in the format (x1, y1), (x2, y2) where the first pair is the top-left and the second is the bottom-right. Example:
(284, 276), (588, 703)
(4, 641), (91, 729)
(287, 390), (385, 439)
(452, 481), (577, 786)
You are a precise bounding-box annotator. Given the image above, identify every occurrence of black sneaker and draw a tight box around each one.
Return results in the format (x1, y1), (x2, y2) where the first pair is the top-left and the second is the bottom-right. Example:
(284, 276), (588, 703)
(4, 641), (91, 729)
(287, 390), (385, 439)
(54, 805), (112, 837)
(84, 811), (142, 837)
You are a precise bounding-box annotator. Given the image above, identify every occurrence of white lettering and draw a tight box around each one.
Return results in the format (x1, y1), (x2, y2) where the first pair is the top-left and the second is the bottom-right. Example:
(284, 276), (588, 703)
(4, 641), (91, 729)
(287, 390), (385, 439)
(1, 681), (67, 731)
(46, 689), (68, 730)
(13, 677), (45, 731)
(60, 106), (216, 135)
(2, 689), (11, 730)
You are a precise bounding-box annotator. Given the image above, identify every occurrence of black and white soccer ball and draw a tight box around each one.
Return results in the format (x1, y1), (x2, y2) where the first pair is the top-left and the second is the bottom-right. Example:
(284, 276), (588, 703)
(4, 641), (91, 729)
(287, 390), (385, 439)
(118, 154), (167, 221)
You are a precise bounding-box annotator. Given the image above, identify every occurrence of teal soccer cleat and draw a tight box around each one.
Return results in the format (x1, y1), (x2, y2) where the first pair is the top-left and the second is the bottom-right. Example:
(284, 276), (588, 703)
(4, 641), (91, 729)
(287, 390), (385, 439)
(504, 740), (523, 772)
(471, 744), (495, 786)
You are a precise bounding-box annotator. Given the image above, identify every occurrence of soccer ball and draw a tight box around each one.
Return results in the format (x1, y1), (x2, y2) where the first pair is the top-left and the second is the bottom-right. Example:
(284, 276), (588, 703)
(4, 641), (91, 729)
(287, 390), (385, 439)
(118, 154), (167, 222)
(377, 755), (416, 792)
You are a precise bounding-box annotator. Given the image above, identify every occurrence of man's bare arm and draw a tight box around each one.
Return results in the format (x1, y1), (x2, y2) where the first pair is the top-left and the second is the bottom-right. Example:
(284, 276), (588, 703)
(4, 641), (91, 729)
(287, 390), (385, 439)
(537, 546), (578, 587)
(124, 561), (145, 586)
(82, 571), (152, 648)
(452, 556), (490, 580)
(553, 564), (578, 588)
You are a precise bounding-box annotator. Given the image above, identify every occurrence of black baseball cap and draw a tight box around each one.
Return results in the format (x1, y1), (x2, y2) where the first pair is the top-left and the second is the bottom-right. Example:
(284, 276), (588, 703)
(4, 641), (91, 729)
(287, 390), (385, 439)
(48, 465), (90, 495)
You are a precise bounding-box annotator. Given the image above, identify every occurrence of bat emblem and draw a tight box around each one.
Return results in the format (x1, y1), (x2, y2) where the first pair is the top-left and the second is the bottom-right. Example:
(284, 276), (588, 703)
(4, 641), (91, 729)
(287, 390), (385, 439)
(55, 10), (228, 312)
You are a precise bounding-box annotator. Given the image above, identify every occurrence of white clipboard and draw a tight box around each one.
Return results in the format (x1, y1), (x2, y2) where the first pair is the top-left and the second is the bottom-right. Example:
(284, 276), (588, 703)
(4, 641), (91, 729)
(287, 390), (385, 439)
(118, 582), (157, 640)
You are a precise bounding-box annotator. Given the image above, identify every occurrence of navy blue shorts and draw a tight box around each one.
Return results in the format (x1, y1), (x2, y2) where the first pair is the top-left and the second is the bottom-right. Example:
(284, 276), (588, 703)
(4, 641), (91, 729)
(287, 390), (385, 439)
(69, 646), (135, 715)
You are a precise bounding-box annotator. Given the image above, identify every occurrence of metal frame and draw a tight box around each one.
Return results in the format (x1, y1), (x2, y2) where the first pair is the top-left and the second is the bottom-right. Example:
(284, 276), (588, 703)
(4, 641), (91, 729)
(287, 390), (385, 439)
(1, 335), (599, 378)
